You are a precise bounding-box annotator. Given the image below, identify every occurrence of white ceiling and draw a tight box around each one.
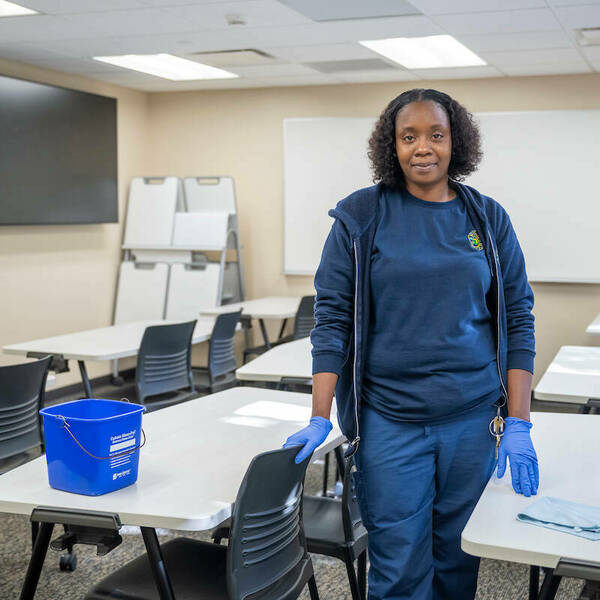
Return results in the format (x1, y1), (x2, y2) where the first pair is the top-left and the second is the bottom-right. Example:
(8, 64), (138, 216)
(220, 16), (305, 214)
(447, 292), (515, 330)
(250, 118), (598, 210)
(0, 0), (599, 91)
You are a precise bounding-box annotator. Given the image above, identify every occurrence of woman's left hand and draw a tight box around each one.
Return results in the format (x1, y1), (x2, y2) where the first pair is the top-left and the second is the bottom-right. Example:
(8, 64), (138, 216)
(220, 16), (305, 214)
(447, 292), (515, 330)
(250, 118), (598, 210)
(496, 417), (539, 497)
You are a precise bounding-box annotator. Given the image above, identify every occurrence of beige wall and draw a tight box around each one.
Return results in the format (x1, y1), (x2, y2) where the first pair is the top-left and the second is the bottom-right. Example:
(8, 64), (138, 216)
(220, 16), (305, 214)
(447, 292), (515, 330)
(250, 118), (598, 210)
(0, 58), (149, 386)
(1, 65), (599, 389)
(145, 74), (600, 385)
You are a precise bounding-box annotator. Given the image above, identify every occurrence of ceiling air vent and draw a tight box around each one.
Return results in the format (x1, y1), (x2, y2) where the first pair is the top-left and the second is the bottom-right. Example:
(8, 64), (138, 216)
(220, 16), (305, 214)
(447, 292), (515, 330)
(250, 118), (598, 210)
(576, 28), (600, 46)
(189, 49), (276, 67)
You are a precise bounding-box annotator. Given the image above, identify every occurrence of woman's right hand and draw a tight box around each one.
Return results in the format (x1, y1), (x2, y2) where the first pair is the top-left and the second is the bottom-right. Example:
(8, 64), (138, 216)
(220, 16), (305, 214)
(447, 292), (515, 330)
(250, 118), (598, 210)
(283, 416), (333, 464)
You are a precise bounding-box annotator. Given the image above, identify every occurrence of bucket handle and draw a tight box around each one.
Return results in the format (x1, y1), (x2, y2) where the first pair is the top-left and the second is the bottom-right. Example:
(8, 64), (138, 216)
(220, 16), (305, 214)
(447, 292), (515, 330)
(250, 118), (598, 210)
(56, 415), (146, 461)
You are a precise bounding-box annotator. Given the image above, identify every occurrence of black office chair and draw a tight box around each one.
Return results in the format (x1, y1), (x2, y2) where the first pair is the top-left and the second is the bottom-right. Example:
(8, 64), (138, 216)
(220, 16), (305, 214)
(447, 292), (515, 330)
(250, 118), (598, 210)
(0, 356), (51, 473)
(193, 310), (242, 393)
(243, 295), (315, 362)
(212, 452), (367, 600)
(85, 446), (320, 600)
(0, 357), (51, 550)
(136, 320), (196, 409)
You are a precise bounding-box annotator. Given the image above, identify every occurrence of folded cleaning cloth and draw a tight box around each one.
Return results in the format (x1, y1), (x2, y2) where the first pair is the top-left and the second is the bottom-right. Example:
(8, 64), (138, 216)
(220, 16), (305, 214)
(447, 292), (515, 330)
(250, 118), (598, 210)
(517, 497), (600, 541)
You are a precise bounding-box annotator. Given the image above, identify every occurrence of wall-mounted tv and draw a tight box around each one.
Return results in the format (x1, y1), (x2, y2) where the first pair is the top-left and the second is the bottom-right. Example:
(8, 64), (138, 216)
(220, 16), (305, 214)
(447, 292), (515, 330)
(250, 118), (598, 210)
(0, 74), (117, 225)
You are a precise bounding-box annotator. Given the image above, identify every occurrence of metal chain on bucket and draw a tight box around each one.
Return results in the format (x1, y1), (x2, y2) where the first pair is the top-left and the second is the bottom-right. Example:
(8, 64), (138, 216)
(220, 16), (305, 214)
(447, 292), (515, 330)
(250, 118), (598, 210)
(56, 397), (147, 461)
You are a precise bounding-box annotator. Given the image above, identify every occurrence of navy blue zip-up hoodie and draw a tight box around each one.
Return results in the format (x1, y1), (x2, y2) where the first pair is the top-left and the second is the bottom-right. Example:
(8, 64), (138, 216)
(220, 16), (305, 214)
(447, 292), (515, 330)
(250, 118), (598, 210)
(311, 182), (535, 455)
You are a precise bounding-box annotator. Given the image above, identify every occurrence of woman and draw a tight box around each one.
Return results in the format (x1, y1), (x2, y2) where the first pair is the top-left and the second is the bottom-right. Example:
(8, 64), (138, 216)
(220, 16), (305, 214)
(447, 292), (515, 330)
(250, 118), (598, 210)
(284, 89), (538, 600)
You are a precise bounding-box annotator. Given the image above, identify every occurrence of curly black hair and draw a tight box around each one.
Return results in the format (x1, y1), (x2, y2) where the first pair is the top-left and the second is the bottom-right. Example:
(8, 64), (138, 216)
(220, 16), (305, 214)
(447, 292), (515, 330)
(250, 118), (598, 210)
(368, 88), (482, 188)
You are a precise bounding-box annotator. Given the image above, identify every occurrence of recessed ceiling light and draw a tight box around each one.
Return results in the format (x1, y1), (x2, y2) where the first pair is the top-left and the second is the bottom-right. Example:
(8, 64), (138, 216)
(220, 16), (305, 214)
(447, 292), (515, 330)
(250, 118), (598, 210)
(0, 1), (38, 16)
(93, 54), (238, 81)
(359, 35), (486, 69)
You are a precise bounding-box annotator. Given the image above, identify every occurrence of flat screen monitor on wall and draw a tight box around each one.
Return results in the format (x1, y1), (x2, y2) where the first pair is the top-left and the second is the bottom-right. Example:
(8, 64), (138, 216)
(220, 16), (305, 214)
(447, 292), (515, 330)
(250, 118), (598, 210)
(0, 74), (117, 225)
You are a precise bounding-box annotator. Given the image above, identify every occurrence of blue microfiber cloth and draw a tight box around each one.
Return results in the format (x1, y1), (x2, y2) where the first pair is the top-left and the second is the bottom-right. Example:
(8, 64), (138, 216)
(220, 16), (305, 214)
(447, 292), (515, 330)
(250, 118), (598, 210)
(517, 497), (600, 541)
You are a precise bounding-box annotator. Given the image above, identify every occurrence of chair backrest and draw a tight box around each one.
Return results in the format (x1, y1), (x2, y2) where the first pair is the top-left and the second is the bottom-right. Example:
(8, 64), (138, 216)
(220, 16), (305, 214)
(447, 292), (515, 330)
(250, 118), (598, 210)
(208, 310), (242, 382)
(293, 296), (315, 340)
(341, 454), (366, 543)
(136, 320), (196, 405)
(0, 356), (51, 461)
(227, 446), (311, 600)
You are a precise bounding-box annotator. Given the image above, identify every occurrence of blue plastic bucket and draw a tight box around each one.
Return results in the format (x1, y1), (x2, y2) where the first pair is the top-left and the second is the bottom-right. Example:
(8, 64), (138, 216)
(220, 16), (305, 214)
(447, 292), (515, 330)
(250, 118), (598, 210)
(40, 399), (146, 496)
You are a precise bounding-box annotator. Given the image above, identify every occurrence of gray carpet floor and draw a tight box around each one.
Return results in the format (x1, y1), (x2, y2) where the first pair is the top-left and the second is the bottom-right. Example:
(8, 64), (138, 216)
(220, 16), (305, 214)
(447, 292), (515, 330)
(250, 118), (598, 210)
(0, 382), (588, 599)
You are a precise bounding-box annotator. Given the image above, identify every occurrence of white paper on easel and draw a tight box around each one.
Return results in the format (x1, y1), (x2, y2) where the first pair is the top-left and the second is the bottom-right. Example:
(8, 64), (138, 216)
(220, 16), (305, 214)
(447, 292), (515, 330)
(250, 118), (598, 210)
(113, 262), (168, 324)
(172, 213), (229, 249)
(165, 263), (221, 320)
(183, 177), (236, 214)
(123, 177), (180, 247)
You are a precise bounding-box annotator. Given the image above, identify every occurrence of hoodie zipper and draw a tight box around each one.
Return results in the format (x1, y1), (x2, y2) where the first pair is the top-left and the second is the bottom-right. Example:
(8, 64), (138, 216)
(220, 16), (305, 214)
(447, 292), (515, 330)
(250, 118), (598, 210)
(349, 240), (361, 453)
(487, 228), (509, 406)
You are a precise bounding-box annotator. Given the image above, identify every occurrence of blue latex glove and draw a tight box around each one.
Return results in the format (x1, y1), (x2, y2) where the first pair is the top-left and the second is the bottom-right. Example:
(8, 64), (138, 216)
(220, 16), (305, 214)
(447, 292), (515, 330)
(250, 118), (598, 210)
(283, 417), (333, 464)
(496, 417), (539, 497)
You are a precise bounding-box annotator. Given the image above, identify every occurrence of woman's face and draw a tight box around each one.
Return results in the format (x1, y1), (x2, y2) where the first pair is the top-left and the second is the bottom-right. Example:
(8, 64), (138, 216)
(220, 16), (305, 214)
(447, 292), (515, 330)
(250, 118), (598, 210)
(394, 100), (452, 188)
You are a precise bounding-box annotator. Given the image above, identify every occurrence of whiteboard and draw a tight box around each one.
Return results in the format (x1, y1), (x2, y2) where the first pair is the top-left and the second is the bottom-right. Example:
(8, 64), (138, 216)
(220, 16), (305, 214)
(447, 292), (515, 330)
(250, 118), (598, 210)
(283, 118), (375, 275)
(282, 112), (600, 282)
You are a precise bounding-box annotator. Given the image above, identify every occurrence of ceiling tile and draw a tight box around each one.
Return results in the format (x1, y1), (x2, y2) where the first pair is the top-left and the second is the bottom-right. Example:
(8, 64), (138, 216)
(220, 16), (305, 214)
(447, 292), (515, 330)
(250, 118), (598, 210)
(411, 65), (504, 79)
(480, 47), (584, 66)
(160, 1), (312, 29)
(60, 8), (191, 37)
(0, 41), (72, 62)
(409, 0), (545, 15)
(252, 74), (338, 87)
(500, 62), (592, 75)
(546, 0), (600, 6)
(581, 45), (600, 61)
(277, 0), (420, 22)
(456, 30), (573, 52)
(552, 4), (600, 29)
(17, 0), (147, 14)
(433, 8), (562, 35)
(333, 69), (420, 83)
(232, 15), (443, 49)
(14, 55), (123, 74)
(265, 42), (378, 63)
(138, 0), (259, 6)
(24, 37), (126, 57)
(227, 62), (319, 77)
(307, 58), (397, 73)
(0, 14), (76, 42)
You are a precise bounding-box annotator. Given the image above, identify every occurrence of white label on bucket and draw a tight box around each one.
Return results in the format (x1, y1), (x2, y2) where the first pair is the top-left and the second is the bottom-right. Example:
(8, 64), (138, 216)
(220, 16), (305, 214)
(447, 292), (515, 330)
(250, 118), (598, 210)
(110, 438), (136, 453)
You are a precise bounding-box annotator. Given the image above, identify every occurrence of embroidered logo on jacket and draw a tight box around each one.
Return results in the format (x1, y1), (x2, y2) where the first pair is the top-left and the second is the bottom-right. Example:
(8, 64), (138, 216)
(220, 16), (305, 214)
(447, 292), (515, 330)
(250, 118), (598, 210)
(468, 230), (484, 251)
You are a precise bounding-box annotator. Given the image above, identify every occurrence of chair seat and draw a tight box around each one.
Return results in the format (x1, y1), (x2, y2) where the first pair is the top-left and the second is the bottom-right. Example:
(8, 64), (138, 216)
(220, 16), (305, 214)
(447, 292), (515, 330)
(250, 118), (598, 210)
(192, 367), (236, 391)
(213, 496), (368, 563)
(86, 538), (228, 600)
(303, 496), (368, 561)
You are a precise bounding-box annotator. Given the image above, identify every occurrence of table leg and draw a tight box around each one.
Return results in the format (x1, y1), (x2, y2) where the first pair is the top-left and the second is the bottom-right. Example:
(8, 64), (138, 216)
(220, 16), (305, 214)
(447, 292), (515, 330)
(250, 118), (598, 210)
(77, 360), (93, 398)
(537, 569), (561, 600)
(529, 565), (540, 600)
(19, 522), (54, 600)
(141, 527), (175, 600)
(277, 319), (288, 340)
(258, 319), (271, 350)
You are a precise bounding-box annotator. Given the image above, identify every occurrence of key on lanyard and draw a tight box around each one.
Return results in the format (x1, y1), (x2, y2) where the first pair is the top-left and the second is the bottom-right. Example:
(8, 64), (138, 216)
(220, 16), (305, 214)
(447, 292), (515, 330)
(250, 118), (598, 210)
(489, 409), (505, 460)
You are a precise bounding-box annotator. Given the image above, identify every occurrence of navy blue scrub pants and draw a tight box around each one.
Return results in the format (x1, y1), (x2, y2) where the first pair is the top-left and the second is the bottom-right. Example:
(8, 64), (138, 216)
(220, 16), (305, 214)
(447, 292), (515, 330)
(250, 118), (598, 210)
(354, 400), (497, 600)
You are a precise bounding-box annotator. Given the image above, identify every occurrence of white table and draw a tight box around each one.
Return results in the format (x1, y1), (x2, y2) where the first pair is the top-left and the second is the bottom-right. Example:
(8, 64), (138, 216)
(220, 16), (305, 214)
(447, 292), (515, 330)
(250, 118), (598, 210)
(585, 313), (600, 335)
(462, 412), (600, 599)
(236, 337), (312, 384)
(534, 346), (600, 412)
(0, 387), (343, 598)
(201, 296), (301, 349)
(3, 318), (217, 398)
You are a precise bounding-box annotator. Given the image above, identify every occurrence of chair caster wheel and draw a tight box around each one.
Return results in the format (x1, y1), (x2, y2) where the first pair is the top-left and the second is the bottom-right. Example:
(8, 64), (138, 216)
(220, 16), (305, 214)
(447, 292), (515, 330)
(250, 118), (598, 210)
(59, 552), (77, 572)
(111, 376), (124, 386)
